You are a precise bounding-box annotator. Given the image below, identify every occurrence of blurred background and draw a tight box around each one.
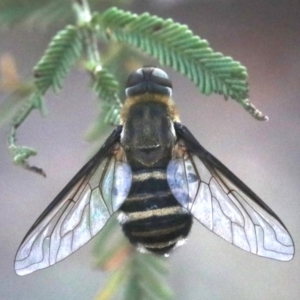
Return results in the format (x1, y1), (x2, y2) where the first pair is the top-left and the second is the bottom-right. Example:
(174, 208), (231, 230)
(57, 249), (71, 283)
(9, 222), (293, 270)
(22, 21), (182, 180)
(1, 0), (300, 299)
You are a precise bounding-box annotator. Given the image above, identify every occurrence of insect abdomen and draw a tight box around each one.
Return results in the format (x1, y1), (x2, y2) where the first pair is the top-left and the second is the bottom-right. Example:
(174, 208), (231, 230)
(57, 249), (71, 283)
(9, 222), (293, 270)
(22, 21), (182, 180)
(119, 168), (192, 254)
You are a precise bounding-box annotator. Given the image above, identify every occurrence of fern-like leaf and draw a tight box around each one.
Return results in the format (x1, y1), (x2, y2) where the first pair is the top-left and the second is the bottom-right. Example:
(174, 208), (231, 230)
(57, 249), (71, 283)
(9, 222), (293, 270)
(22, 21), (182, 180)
(94, 7), (248, 103)
(92, 68), (120, 100)
(85, 68), (122, 140)
(94, 218), (173, 300)
(122, 254), (173, 300)
(92, 68), (122, 127)
(34, 25), (83, 94)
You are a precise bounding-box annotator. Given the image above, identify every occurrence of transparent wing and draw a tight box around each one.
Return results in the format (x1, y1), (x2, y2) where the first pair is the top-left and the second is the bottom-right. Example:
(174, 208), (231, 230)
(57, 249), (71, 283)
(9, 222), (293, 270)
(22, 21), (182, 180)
(15, 126), (132, 275)
(167, 123), (294, 261)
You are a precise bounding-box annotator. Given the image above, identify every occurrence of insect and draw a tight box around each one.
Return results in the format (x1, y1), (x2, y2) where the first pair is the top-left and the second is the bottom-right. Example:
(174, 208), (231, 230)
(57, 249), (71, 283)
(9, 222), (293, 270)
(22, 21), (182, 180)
(15, 66), (294, 276)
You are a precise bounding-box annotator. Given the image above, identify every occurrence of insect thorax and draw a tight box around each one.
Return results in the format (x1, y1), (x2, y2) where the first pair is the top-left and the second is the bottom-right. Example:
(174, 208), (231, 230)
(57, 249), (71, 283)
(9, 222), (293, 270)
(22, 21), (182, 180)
(121, 95), (178, 168)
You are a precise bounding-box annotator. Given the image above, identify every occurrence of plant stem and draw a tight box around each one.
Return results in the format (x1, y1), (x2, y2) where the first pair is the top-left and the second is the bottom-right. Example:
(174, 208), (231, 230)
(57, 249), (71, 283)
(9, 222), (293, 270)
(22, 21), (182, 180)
(8, 94), (46, 177)
(73, 0), (102, 73)
(73, 0), (92, 24)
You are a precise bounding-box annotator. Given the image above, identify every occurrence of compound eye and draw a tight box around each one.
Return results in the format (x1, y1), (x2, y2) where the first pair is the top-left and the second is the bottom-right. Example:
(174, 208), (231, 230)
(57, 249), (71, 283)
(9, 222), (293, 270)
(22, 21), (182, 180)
(126, 68), (144, 88)
(151, 68), (172, 89)
(125, 66), (173, 97)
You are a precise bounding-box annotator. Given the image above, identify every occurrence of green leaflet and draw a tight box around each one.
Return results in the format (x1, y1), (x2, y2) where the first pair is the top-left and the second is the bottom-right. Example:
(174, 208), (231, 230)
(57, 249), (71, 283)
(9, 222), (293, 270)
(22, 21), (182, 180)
(7, 25), (83, 177)
(85, 68), (122, 140)
(93, 7), (249, 103)
(92, 68), (120, 100)
(123, 254), (173, 300)
(93, 218), (173, 300)
(34, 25), (83, 94)
(92, 68), (122, 126)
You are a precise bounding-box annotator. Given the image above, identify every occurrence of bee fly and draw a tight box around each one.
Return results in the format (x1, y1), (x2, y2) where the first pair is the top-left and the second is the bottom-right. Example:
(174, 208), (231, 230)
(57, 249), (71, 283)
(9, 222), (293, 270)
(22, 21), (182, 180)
(15, 66), (294, 275)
